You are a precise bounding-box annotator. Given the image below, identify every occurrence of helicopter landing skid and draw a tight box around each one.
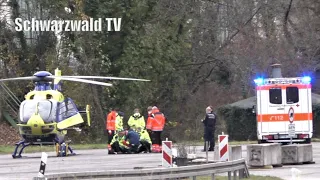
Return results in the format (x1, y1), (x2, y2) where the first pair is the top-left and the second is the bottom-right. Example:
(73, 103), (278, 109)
(12, 140), (30, 159)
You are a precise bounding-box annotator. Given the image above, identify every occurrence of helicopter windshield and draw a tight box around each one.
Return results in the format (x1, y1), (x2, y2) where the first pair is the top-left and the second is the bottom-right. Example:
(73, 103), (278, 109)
(19, 99), (58, 123)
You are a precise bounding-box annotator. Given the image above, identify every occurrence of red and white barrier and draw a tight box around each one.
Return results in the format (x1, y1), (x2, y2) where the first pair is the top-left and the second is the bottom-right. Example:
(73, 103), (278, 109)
(218, 134), (229, 161)
(162, 141), (173, 168)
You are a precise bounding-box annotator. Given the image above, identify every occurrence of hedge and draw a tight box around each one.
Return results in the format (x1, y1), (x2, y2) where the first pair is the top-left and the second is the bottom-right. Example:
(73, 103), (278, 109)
(217, 105), (320, 141)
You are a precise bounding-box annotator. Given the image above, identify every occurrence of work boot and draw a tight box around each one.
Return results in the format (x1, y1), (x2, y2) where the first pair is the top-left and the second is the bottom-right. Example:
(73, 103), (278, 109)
(152, 144), (159, 153)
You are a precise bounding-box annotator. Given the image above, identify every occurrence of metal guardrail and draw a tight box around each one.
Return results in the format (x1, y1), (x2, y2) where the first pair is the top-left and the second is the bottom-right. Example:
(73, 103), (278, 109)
(36, 159), (249, 180)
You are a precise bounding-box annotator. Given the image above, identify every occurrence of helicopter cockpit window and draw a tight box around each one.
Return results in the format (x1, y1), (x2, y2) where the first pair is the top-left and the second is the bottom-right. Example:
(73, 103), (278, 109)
(57, 98), (79, 122)
(19, 100), (58, 123)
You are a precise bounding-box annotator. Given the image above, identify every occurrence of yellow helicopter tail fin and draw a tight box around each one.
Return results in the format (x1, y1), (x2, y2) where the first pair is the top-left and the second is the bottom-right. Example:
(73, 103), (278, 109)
(86, 104), (91, 126)
(53, 68), (62, 91)
(57, 113), (84, 129)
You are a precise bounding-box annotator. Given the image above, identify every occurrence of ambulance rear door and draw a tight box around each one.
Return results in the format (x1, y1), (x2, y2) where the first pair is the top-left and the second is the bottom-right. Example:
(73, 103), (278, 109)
(284, 85), (311, 134)
(283, 86), (301, 139)
(263, 86), (286, 134)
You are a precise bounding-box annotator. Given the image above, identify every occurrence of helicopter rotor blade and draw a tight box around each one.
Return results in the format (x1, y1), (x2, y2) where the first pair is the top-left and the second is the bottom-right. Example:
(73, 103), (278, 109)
(61, 76), (150, 82)
(45, 76), (113, 87)
(0, 76), (37, 81)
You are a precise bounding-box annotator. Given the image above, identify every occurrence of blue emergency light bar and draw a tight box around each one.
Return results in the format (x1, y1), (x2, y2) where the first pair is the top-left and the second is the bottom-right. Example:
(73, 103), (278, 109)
(254, 78), (264, 85)
(302, 76), (311, 84)
(254, 76), (311, 86)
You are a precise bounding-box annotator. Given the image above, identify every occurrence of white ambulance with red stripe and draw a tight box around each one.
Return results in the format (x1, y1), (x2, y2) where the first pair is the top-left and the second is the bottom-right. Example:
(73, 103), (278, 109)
(254, 65), (313, 144)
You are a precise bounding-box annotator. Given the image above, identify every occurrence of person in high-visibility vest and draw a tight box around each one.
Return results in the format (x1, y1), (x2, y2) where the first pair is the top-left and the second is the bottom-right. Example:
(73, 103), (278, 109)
(109, 129), (129, 154)
(106, 108), (118, 150)
(150, 106), (166, 153)
(136, 127), (152, 153)
(116, 111), (124, 132)
(128, 108), (145, 130)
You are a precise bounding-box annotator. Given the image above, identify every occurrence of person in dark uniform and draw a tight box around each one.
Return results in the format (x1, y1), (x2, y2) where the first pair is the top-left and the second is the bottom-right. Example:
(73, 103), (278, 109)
(125, 128), (141, 153)
(202, 106), (217, 151)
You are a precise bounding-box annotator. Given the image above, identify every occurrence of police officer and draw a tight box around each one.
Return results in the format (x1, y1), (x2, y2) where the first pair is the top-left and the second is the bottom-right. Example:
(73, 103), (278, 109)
(202, 106), (216, 151)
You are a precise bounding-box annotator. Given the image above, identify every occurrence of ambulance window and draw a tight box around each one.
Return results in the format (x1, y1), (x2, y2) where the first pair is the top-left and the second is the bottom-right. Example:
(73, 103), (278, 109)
(286, 87), (299, 104)
(269, 88), (282, 104)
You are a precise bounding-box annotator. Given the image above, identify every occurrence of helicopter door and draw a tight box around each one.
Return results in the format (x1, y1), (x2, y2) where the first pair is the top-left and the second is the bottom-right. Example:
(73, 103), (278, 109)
(56, 98), (84, 129)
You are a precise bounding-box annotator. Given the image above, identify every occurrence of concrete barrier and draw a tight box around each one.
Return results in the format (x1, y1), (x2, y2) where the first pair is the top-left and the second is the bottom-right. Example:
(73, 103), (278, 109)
(282, 144), (313, 164)
(214, 145), (242, 161)
(247, 143), (282, 167)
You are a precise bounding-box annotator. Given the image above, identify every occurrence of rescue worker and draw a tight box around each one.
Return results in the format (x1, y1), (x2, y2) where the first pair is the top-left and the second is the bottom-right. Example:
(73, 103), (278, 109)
(109, 129), (129, 154)
(202, 106), (216, 151)
(106, 108), (118, 150)
(124, 128), (141, 153)
(150, 106), (166, 153)
(128, 108), (145, 130)
(116, 111), (124, 132)
(136, 127), (152, 153)
(146, 106), (153, 139)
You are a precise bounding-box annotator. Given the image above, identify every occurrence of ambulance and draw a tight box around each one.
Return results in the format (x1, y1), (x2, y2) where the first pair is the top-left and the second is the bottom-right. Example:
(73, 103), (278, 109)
(254, 66), (312, 144)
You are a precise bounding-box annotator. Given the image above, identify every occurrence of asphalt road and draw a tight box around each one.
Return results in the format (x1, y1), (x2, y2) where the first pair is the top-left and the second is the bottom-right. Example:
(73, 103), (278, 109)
(0, 143), (319, 180)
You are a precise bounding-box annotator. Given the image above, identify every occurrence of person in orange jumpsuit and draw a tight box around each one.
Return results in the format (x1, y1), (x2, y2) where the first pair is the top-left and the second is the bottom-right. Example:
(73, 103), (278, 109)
(150, 106), (166, 153)
(146, 106), (153, 141)
(106, 108), (118, 150)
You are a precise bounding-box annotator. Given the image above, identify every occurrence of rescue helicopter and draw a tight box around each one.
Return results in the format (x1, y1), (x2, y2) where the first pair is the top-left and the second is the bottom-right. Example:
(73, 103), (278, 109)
(0, 68), (149, 158)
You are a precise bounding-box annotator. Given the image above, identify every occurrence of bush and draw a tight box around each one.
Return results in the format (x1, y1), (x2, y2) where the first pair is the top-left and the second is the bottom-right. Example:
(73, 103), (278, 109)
(312, 105), (320, 138)
(217, 107), (256, 141)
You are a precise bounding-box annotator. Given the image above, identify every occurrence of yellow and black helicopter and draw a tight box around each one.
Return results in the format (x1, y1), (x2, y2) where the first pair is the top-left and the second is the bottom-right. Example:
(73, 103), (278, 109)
(0, 68), (149, 158)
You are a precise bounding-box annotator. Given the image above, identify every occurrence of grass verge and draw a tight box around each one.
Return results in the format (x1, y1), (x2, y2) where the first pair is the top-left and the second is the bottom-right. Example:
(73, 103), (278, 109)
(0, 143), (107, 154)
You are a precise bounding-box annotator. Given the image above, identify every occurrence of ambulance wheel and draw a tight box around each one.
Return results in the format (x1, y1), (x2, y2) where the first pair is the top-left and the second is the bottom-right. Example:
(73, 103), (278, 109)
(258, 140), (266, 144)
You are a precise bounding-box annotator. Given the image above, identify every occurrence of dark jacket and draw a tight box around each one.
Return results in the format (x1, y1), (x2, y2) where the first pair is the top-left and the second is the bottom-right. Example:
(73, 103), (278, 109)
(125, 130), (140, 146)
(203, 112), (217, 129)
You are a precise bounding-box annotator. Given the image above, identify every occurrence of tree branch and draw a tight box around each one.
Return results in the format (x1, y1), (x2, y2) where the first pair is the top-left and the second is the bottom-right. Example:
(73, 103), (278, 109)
(214, 3), (264, 52)
(283, 0), (293, 46)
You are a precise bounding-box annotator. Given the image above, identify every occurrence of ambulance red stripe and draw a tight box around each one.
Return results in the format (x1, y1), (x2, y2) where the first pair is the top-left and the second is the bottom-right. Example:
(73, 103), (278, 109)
(257, 113), (312, 122)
